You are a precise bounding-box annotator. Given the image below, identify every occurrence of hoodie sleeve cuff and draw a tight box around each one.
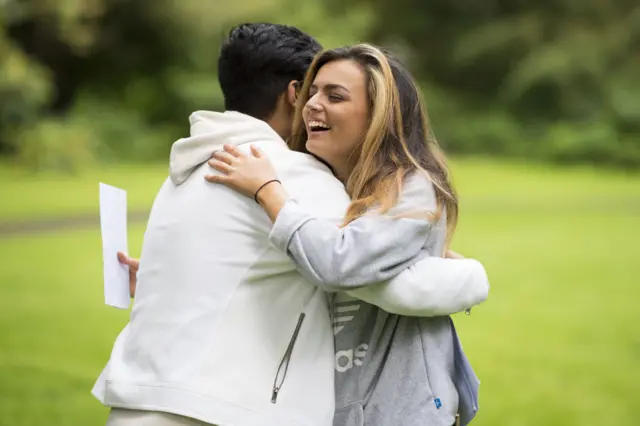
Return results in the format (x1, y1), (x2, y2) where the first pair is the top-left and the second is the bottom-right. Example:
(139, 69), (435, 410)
(269, 199), (314, 253)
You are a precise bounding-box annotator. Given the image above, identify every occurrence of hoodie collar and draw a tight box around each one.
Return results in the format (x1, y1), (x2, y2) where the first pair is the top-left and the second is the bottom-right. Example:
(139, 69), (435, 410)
(169, 110), (287, 185)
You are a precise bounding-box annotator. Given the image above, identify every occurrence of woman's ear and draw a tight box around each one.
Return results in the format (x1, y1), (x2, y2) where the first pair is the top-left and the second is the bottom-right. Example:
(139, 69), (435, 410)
(287, 80), (299, 107)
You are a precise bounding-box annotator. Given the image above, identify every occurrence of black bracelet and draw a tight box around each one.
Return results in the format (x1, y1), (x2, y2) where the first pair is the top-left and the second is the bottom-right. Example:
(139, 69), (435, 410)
(254, 179), (281, 204)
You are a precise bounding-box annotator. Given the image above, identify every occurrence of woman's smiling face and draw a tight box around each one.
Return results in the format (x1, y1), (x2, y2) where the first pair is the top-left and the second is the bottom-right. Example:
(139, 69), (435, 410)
(302, 59), (370, 180)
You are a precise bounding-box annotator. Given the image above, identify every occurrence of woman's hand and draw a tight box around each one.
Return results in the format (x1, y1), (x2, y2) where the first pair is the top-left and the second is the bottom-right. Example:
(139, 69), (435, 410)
(205, 144), (278, 199)
(205, 144), (289, 222)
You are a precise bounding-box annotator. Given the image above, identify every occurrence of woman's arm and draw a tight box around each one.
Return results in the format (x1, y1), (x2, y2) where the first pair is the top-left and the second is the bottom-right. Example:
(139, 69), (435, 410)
(206, 144), (434, 290)
(268, 198), (433, 290)
(266, 169), (465, 291)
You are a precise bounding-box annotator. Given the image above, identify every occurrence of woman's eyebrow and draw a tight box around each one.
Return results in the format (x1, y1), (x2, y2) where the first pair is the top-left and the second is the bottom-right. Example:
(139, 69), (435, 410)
(310, 83), (350, 93)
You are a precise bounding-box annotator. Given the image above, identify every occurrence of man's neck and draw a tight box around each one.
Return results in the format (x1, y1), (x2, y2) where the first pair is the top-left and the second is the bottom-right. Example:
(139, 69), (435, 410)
(265, 117), (288, 140)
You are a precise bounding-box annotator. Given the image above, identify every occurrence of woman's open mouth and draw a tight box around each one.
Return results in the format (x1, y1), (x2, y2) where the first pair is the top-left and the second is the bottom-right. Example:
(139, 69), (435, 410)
(308, 120), (331, 133)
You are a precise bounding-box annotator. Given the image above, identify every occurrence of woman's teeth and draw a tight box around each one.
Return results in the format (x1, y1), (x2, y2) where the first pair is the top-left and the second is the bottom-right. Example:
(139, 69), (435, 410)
(309, 120), (330, 131)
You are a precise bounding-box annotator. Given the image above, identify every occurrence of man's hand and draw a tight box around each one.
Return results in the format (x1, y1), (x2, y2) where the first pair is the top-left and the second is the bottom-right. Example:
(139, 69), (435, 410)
(446, 250), (476, 315)
(445, 250), (465, 259)
(117, 252), (139, 298)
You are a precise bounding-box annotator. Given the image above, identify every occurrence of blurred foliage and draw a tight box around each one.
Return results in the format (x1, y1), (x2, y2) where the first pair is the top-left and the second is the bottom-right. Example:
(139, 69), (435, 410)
(350, 0), (640, 167)
(0, 0), (638, 171)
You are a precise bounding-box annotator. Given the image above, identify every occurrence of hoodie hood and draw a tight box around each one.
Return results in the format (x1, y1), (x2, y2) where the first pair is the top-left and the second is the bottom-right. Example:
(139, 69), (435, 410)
(169, 110), (287, 185)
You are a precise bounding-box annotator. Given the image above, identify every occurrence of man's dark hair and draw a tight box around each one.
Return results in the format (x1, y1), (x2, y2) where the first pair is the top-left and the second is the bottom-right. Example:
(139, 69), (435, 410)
(218, 23), (322, 120)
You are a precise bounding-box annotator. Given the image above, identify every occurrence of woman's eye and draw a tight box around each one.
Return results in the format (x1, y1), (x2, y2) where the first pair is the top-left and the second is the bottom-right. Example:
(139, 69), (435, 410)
(328, 94), (343, 102)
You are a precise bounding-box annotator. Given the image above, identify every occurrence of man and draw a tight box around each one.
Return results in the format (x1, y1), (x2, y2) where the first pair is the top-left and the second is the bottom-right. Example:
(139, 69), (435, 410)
(93, 23), (488, 426)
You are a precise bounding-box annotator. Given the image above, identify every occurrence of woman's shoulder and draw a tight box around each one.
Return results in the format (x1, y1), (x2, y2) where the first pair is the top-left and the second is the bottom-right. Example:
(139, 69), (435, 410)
(403, 171), (436, 197)
(388, 171), (438, 216)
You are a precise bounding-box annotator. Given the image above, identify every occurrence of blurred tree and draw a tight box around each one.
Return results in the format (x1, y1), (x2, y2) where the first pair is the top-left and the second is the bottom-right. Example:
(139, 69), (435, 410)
(0, 0), (371, 170)
(1, 0), (637, 169)
(0, 29), (52, 155)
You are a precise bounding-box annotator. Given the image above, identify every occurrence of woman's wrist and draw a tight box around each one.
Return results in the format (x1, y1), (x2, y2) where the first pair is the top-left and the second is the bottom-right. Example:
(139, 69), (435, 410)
(256, 181), (289, 222)
(253, 179), (281, 203)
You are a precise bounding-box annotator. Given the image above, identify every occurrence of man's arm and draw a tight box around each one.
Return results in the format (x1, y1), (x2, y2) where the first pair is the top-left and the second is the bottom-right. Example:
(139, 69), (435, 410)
(346, 256), (490, 317)
(120, 249), (490, 316)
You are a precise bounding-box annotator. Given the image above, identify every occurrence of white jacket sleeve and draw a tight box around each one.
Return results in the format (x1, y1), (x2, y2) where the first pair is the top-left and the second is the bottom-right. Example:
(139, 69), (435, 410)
(345, 257), (490, 317)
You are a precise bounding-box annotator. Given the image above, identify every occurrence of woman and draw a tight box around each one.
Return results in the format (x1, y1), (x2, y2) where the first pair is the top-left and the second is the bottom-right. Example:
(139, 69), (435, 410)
(206, 44), (482, 426)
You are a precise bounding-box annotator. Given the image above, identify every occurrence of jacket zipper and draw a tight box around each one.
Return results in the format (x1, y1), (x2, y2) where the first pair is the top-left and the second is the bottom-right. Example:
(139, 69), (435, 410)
(271, 312), (306, 403)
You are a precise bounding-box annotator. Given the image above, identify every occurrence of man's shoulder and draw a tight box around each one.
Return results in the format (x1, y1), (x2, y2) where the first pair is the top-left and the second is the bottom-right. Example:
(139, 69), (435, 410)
(242, 143), (350, 214)
(280, 151), (332, 179)
(243, 143), (338, 184)
(281, 153), (350, 218)
(242, 143), (320, 166)
(282, 153), (344, 190)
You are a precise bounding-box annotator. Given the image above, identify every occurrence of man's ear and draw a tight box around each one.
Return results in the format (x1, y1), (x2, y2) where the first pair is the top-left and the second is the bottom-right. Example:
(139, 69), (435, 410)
(287, 80), (299, 107)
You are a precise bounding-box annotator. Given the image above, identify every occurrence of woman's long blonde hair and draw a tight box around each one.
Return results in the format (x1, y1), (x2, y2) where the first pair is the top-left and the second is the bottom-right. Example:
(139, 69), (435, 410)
(289, 44), (458, 248)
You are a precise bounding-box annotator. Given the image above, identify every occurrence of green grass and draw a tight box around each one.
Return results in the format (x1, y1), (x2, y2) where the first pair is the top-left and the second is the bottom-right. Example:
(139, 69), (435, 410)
(0, 161), (169, 221)
(0, 159), (639, 425)
(0, 227), (145, 425)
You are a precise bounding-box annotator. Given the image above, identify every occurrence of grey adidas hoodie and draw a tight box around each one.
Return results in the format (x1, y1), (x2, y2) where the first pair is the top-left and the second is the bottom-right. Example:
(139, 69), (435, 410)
(269, 174), (485, 426)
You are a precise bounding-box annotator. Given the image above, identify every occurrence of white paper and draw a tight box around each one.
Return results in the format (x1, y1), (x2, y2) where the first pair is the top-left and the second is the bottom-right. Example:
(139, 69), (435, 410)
(99, 182), (130, 309)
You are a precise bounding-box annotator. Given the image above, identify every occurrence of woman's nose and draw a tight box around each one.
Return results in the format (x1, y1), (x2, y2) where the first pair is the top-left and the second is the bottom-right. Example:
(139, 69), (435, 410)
(306, 95), (323, 112)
